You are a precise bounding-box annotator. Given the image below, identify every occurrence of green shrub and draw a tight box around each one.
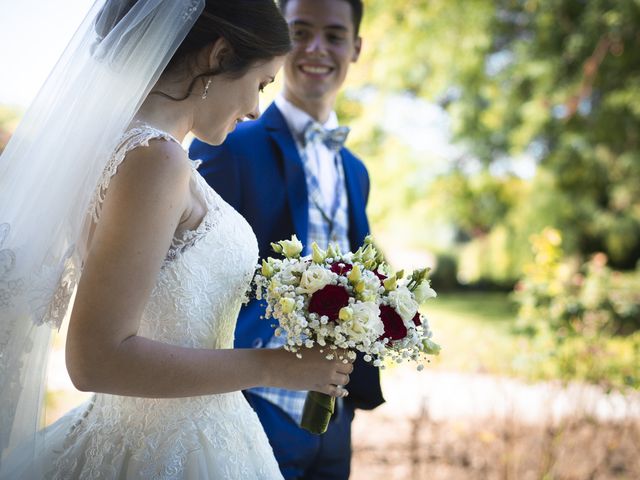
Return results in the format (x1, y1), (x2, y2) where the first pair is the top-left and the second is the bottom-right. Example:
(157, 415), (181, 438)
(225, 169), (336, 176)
(512, 228), (640, 390)
(457, 225), (521, 289)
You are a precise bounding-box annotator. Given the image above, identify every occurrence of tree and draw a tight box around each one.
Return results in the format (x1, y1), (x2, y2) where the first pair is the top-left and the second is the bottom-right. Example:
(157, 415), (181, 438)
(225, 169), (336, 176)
(345, 0), (640, 269)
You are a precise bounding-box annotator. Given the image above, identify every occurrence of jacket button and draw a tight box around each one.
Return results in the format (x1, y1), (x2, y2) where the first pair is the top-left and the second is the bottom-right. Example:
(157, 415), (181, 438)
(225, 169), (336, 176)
(252, 338), (264, 348)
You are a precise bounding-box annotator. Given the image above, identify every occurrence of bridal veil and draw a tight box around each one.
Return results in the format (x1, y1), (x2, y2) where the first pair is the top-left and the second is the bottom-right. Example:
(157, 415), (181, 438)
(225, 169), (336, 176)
(0, 0), (204, 475)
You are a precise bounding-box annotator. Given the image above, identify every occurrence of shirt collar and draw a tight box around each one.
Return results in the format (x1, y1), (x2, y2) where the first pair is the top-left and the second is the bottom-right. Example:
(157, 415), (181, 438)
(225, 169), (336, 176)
(275, 94), (339, 141)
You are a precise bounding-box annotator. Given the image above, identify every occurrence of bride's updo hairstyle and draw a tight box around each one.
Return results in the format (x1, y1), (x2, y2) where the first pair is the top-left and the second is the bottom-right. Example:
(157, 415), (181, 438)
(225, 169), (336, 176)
(95, 0), (292, 100)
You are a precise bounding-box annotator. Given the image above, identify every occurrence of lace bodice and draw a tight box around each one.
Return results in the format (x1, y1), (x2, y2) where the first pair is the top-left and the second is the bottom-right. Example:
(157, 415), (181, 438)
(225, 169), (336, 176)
(89, 125), (259, 349)
(37, 127), (281, 479)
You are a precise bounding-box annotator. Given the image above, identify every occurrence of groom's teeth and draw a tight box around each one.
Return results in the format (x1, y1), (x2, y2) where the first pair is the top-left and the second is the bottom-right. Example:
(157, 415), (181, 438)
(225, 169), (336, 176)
(301, 65), (331, 74)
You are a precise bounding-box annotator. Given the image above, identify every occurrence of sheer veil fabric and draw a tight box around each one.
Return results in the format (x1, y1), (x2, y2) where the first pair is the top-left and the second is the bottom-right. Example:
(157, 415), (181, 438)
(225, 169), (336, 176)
(0, 1), (204, 476)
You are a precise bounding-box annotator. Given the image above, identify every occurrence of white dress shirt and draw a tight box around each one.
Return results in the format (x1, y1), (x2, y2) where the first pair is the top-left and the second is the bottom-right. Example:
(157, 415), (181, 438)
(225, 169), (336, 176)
(274, 94), (340, 212)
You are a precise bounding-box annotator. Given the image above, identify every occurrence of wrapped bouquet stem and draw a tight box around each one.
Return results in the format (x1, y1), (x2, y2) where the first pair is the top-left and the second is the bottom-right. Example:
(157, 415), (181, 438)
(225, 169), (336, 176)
(301, 391), (335, 434)
(252, 235), (441, 434)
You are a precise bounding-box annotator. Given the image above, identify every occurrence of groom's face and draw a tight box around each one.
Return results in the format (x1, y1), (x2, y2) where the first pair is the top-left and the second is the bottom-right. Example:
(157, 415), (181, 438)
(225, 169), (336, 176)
(282, 0), (362, 108)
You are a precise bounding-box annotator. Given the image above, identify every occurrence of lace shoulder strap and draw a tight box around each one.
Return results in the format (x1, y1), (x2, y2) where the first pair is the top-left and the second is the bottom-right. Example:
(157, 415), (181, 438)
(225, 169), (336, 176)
(88, 125), (184, 223)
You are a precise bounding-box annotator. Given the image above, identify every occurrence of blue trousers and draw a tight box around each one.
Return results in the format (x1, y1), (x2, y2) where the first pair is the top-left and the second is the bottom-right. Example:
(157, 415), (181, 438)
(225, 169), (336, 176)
(244, 392), (354, 480)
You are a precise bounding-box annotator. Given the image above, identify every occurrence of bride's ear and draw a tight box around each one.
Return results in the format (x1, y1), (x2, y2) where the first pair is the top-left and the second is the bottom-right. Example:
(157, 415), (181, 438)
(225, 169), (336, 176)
(207, 37), (232, 71)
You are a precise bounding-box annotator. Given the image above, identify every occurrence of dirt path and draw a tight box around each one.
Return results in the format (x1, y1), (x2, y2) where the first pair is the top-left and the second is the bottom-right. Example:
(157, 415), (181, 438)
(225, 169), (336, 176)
(350, 367), (640, 480)
(363, 367), (640, 424)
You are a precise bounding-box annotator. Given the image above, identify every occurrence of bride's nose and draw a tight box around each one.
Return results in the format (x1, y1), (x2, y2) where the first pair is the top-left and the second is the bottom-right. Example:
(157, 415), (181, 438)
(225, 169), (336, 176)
(246, 105), (260, 121)
(245, 95), (261, 121)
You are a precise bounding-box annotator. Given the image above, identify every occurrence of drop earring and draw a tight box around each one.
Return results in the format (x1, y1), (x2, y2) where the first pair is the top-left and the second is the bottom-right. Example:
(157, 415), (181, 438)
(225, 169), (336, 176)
(201, 78), (211, 100)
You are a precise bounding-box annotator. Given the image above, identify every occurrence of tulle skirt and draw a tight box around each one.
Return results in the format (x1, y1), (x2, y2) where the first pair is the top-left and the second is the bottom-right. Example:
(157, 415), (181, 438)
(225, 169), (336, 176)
(2, 391), (283, 479)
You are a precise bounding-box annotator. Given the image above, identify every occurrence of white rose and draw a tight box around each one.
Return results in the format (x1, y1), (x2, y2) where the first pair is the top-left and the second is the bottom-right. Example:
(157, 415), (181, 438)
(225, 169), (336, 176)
(360, 270), (383, 301)
(343, 301), (383, 342)
(278, 260), (308, 285)
(414, 281), (437, 303)
(388, 287), (419, 324)
(278, 267), (297, 285)
(298, 264), (333, 294)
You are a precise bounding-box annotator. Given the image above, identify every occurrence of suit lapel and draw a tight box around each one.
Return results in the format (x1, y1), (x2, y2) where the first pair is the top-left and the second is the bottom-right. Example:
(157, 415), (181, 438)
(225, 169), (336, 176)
(341, 149), (370, 250)
(262, 104), (309, 246)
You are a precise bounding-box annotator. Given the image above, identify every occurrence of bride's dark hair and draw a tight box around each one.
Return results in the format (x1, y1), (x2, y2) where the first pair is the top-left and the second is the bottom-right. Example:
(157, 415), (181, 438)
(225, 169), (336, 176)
(96, 0), (292, 100)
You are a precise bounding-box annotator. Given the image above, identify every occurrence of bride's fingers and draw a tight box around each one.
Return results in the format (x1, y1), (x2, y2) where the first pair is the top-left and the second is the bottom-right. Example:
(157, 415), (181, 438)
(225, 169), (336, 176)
(332, 372), (350, 387)
(336, 362), (354, 375)
(334, 348), (356, 363)
(327, 384), (349, 398)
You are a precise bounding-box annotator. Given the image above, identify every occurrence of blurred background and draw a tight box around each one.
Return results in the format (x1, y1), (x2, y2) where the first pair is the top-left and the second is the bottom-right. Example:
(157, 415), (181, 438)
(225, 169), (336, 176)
(1, 0), (639, 478)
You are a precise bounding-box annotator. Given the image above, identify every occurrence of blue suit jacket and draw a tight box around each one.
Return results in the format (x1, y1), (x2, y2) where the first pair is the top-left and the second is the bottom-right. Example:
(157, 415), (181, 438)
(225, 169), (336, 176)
(190, 102), (384, 411)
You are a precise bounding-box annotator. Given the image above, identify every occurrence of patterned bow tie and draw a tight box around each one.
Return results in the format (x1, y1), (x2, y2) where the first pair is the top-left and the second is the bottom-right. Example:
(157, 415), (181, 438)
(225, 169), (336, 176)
(302, 121), (350, 152)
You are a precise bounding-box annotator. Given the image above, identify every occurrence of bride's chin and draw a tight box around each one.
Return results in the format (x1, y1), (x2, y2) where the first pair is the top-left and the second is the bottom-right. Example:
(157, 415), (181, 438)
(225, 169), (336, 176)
(195, 130), (225, 147)
(210, 135), (226, 146)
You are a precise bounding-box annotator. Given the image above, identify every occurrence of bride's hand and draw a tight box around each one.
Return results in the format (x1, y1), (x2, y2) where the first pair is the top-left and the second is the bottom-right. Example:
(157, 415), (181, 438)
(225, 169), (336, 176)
(267, 347), (354, 398)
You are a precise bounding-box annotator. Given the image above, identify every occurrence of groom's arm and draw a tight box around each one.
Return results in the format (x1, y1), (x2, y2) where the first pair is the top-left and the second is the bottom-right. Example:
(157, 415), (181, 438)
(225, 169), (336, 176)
(189, 138), (242, 211)
(358, 157), (371, 207)
(347, 154), (386, 410)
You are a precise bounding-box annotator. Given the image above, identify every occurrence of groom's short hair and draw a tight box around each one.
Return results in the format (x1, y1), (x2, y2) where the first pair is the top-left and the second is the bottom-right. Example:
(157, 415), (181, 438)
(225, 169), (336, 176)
(278, 0), (364, 37)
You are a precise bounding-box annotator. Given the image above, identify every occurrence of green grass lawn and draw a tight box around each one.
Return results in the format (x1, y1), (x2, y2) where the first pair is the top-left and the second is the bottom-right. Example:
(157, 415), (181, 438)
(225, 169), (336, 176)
(419, 291), (640, 392)
(421, 291), (528, 375)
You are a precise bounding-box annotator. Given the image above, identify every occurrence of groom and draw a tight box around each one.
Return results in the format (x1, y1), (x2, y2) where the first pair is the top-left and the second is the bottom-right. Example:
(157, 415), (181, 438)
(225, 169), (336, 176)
(190, 0), (383, 478)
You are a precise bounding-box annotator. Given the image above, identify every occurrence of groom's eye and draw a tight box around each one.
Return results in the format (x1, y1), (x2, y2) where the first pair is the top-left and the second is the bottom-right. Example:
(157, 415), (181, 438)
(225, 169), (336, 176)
(291, 28), (310, 41)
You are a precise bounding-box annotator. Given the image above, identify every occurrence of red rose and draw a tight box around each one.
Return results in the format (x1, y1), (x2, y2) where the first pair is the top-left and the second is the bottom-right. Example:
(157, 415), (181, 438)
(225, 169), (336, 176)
(412, 312), (421, 327)
(374, 270), (388, 282)
(330, 262), (352, 276)
(308, 285), (350, 321)
(379, 305), (407, 341)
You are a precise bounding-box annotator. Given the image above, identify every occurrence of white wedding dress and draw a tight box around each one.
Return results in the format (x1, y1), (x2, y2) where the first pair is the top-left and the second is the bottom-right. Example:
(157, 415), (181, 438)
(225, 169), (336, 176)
(7, 126), (284, 479)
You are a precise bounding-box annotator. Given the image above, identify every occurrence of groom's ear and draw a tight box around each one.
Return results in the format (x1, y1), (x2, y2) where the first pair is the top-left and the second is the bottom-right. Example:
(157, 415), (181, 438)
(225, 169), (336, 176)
(207, 37), (232, 70)
(351, 36), (362, 63)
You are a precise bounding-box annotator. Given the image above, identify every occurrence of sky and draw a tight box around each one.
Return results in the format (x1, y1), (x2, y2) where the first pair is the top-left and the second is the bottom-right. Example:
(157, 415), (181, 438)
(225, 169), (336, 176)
(0, 0), (535, 179)
(0, 0), (94, 107)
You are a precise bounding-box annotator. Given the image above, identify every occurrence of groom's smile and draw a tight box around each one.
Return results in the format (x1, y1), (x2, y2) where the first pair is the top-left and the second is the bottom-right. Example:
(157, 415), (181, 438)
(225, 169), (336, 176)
(298, 62), (335, 78)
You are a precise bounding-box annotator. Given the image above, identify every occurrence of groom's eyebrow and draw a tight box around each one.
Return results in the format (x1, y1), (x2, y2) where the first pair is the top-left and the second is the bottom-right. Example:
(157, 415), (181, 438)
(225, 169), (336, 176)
(290, 20), (348, 32)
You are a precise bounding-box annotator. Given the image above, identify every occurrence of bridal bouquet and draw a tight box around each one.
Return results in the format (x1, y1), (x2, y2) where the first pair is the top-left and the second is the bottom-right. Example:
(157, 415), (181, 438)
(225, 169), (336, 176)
(252, 235), (440, 434)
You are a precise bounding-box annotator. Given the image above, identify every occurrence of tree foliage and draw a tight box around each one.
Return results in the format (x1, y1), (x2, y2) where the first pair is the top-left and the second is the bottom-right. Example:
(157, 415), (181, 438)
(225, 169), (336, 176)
(348, 0), (640, 270)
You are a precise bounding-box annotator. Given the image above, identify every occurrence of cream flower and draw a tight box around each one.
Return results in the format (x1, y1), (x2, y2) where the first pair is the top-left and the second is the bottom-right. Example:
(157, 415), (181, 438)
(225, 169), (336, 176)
(347, 264), (362, 283)
(282, 235), (303, 258)
(261, 259), (275, 278)
(272, 235), (303, 258)
(279, 261), (307, 285)
(341, 301), (383, 342)
(388, 286), (419, 324)
(339, 306), (353, 321)
(414, 281), (437, 303)
(279, 297), (296, 314)
(311, 242), (327, 264)
(298, 264), (333, 294)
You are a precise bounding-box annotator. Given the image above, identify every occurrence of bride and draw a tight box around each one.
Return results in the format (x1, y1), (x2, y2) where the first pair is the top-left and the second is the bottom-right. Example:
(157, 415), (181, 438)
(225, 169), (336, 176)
(0, 1), (352, 478)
